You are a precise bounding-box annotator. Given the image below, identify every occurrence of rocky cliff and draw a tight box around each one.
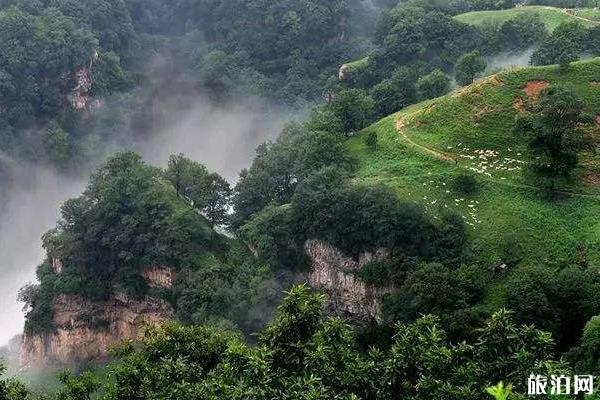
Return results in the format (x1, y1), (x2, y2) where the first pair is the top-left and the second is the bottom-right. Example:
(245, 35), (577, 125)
(20, 266), (173, 368)
(305, 240), (395, 324)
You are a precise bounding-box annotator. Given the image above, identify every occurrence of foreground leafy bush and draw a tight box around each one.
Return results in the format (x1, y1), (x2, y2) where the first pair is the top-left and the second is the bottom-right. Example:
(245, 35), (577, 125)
(2, 285), (576, 399)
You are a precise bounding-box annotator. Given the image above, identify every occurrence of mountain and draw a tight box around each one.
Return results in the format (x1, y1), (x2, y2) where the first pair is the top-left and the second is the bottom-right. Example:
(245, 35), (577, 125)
(347, 58), (600, 311)
(17, 152), (287, 367)
(454, 5), (600, 31)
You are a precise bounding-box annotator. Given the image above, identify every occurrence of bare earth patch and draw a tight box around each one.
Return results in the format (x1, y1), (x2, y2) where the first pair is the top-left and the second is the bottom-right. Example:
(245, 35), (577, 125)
(513, 96), (525, 112)
(596, 114), (600, 125)
(583, 170), (600, 186)
(485, 74), (503, 87)
(473, 106), (495, 122)
(523, 80), (549, 99)
(396, 117), (405, 130)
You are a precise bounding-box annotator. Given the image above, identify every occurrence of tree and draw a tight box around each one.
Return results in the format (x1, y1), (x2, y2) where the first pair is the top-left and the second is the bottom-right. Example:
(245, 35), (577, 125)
(232, 117), (354, 229)
(453, 174), (479, 195)
(531, 22), (587, 70)
(293, 129), (355, 181)
(370, 66), (418, 117)
(514, 85), (590, 193)
(328, 89), (374, 134)
(499, 14), (547, 51)
(373, 5), (481, 71)
(231, 126), (300, 229)
(455, 51), (486, 86)
(0, 367), (29, 400)
(43, 122), (72, 167)
(166, 154), (232, 226)
(506, 264), (600, 351)
(56, 370), (101, 400)
(417, 69), (450, 100)
(588, 25), (600, 55)
(402, 262), (463, 317)
(505, 265), (555, 333)
(574, 315), (600, 375)
(364, 131), (378, 150)
(91, 286), (563, 400)
(501, 233), (522, 267)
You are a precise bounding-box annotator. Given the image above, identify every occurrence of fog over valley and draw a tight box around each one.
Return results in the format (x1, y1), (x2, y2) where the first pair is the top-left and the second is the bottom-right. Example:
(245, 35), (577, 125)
(0, 95), (290, 346)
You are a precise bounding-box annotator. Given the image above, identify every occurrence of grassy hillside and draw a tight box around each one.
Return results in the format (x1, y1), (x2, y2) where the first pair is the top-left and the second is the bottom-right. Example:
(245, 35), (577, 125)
(572, 7), (600, 22)
(348, 58), (600, 278)
(454, 6), (600, 30)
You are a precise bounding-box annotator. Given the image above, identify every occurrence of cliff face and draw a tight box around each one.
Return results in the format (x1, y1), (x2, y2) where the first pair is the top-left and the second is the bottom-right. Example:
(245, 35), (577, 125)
(305, 240), (395, 324)
(20, 266), (173, 368)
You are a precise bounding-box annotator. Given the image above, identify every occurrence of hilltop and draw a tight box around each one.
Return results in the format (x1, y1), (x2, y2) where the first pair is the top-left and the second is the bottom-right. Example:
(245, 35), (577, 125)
(454, 5), (600, 30)
(348, 58), (600, 279)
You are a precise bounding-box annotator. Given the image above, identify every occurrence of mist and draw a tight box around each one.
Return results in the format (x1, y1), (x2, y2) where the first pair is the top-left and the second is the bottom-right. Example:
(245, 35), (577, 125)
(132, 92), (292, 181)
(484, 48), (536, 75)
(0, 160), (85, 346)
(0, 63), (295, 347)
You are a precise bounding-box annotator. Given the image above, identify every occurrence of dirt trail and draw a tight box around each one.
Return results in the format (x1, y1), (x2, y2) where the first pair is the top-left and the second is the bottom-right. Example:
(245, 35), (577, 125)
(559, 7), (600, 24)
(394, 114), (600, 201)
(395, 117), (456, 163)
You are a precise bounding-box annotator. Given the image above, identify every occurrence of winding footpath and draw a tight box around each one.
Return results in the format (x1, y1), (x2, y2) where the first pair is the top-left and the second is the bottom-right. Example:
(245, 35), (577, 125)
(558, 7), (600, 25)
(394, 115), (600, 201)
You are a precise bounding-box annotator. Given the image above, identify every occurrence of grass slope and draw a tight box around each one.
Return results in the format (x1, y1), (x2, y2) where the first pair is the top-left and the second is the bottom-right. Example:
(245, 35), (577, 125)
(454, 6), (600, 30)
(349, 59), (600, 275)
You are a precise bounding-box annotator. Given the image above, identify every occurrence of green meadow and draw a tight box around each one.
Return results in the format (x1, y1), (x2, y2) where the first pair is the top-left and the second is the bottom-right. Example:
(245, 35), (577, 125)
(348, 59), (600, 273)
(454, 5), (600, 30)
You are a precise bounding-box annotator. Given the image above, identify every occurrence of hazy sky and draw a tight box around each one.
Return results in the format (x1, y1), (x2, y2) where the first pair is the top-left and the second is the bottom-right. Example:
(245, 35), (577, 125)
(0, 164), (84, 345)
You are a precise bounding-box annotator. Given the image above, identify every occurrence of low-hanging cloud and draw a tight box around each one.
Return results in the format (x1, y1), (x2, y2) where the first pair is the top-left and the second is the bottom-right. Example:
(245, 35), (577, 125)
(484, 48), (536, 75)
(132, 92), (292, 181)
(0, 57), (297, 347)
(0, 160), (85, 346)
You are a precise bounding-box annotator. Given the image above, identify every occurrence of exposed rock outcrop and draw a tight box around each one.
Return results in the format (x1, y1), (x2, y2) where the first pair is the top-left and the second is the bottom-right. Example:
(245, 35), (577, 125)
(51, 257), (63, 274)
(339, 64), (350, 80)
(20, 293), (173, 368)
(68, 51), (101, 111)
(68, 68), (93, 110)
(140, 266), (173, 288)
(305, 240), (395, 324)
(20, 265), (174, 368)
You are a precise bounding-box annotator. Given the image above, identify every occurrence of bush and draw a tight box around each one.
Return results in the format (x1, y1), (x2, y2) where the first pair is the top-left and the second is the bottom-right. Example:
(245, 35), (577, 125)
(455, 51), (487, 86)
(364, 131), (377, 150)
(453, 174), (479, 195)
(417, 69), (450, 100)
(501, 233), (522, 267)
(357, 260), (390, 285)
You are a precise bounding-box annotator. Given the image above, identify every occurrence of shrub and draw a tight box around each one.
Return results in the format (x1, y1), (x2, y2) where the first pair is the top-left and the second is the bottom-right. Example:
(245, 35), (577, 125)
(357, 260), (390, 285)
(417, 69), (450, 100)
(453, 174), (479, 195)
(364, 131), (377, 150)
(501, 233), (522, 267)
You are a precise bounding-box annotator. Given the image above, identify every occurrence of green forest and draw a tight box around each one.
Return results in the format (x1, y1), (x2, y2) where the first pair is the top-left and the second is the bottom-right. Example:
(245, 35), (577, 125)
(2, 0), (600, 398)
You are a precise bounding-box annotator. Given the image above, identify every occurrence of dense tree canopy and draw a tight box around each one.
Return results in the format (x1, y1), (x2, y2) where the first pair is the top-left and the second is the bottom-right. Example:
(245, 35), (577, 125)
(8, 1), (600, 398)
(531, 22), (588, 69)
(514, 85), (591, 192)
(3, 286), (569, 399)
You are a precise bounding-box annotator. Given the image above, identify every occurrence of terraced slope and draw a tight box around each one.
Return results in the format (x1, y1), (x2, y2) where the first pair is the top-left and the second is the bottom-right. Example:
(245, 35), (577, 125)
(348, 58), (600, 274)
(454, 6), (600, 30)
